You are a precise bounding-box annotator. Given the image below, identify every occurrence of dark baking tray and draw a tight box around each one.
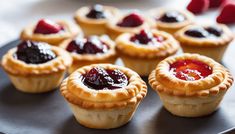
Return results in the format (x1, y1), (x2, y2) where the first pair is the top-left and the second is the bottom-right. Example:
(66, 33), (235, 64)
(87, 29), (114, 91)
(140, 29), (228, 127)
(0, 40), (235, 134)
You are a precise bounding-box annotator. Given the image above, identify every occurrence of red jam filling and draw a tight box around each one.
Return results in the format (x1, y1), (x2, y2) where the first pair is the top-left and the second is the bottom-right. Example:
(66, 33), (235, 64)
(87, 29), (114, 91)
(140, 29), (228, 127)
(66, 36), (109, 54)
(170, 59), (212, 81)
(82, 67), (128, 90)
(117, 13), (144, 27)
(130, 30), (164, 45)
(34, 19), (64, 34)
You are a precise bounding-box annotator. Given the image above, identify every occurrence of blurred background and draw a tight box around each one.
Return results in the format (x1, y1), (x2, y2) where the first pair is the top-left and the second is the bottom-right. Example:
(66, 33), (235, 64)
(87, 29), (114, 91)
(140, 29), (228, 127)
(0, 0), (220, 46)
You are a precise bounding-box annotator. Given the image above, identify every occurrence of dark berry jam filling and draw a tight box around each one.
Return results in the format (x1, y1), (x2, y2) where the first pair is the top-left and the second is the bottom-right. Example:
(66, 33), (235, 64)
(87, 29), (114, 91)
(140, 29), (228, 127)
(185, 27), (223, 38)
(117, 13), (144, 27)
(170, 59), (212, 81)
(82, 67), (128, 90)
(34, 19), (64, 34)
(86, 4), (106, 19)
(66, 36), (109, 54)
(14, 40), (56, 64)
(159, 11), (185, 23)
(130, 30), (164, 45)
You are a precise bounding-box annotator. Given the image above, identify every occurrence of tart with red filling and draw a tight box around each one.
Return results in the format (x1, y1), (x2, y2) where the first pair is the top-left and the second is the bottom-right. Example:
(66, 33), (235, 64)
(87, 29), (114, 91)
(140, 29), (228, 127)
(21, 19), (81, 46)
(115, 29), (179, 76)
(1, 40), (72, 93)
(107, 12), (155, 39)
(60, 64), (147, 129)
(74, 4), (120, 36)
(149, 53), (233, 117)
(148, 8), (194, 34)
(175, 24), (234, 62)
(60, 35), (117, 73)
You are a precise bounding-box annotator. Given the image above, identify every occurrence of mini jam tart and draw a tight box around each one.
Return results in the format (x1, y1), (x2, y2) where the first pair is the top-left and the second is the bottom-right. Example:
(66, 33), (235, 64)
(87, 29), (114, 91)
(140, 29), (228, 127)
(148, 8), (194, 34)
(115, 29), (179, 76)
(74, 4), (120, 36)
(107, 12), (155, 40)
(21, 19), (81, 46)
(60, 64), (147, 129)
(1, 40), (72, 93)
(175, 24), (234, 62)
(60, 35), (117, 74)
(149, 53), (233, 117)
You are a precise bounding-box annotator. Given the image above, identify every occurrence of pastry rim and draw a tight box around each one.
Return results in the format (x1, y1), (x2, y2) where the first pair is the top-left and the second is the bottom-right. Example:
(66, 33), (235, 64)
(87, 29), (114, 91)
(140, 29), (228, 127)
(74, 5), (121, 25)
(115, 29), (180, 59)
(175, 24), (234, 47)
(148, 8), (195, 29)
(20, 20), (80, 44)
(60, 64), (147, 109)
(1, 44), (72, 76)
(59, 35), (117, 62)
(149, 53), (233, 97)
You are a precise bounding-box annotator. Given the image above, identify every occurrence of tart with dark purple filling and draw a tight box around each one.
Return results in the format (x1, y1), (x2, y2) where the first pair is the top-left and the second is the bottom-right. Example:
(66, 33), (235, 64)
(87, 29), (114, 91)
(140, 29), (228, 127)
(149, 53), (233, 117)
(115, 29), (179, 76)
(1, 40), (72, 93)
(107, 12), (155, 39)
(148, 8), (194, 34)
(20, 19), (81, 46)
(60, 35), (117, 73)
(74, 4), (120, 36)
(60, 64), (147, 129)
(175, 24), (234, 62)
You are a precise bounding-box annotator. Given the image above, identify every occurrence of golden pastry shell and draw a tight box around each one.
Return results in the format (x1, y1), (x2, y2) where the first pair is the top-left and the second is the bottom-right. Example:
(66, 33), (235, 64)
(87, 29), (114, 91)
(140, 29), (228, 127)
(148, 8), (194, 30)
(175, 24), (234, 47)
(1, 45), (72, 76)
(60, 64), (147, 109)
(149, 53), (233, 97)
(115, 29), (180, 59)
(20, 20), (81, 45)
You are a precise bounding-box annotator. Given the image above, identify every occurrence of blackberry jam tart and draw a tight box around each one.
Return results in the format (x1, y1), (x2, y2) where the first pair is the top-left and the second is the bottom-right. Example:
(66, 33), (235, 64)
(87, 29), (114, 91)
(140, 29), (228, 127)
(1, 40), (72, 93)
(115, 29), (179, 76)
(60, 35), (117, 73)
(74, 4), (120, 35)
(107, 12), (155, 39)
(60, 64), (147, 129)
(175, 24), (234, 62)
(148, 8), (194, 34)
(21, 19), (81, 46)
(149, 53), (233, 117)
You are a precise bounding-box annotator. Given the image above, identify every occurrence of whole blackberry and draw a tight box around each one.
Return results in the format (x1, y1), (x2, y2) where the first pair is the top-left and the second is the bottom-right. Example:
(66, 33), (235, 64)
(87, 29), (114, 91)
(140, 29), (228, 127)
(15, 41), (56, 64)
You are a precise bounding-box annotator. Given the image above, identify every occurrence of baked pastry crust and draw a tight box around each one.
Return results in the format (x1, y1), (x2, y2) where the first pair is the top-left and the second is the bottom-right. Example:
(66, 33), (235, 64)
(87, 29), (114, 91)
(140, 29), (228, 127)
(175, 24), (234, 47)
(116, 29), (179, 59)
(60, 64), (147, 109)
(148, 8), (194, 34)
(60, 36), (118, 73)
(20, 20), (81, 46)
(149, 53), (233, 97)
(106, 12), (155, 39)
(74, 6), (120, 36)
(1, 45), (72, 76)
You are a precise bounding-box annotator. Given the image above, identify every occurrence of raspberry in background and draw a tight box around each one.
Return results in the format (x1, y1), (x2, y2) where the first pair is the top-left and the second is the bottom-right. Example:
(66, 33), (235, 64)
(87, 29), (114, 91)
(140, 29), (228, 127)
(187, 0), (210, 14)
(217, 1), (235, 24)
(209, 0), (230, 8)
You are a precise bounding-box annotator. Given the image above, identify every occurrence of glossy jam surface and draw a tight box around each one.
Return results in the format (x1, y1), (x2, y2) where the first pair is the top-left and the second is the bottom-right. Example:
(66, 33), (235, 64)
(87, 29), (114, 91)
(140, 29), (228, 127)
(66, 36), (109, 54)
(185, 27), (223, 38)
(82, 67), (128, 90)
(86, 4), (106, 19)
(130, 30), (164, 45)
(15, 41), (56, 64)
(117, 13), (144, 27)
(170, 59), (212, 81)
(34, 19), (64, 34)
(159, 11), (185, 23)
